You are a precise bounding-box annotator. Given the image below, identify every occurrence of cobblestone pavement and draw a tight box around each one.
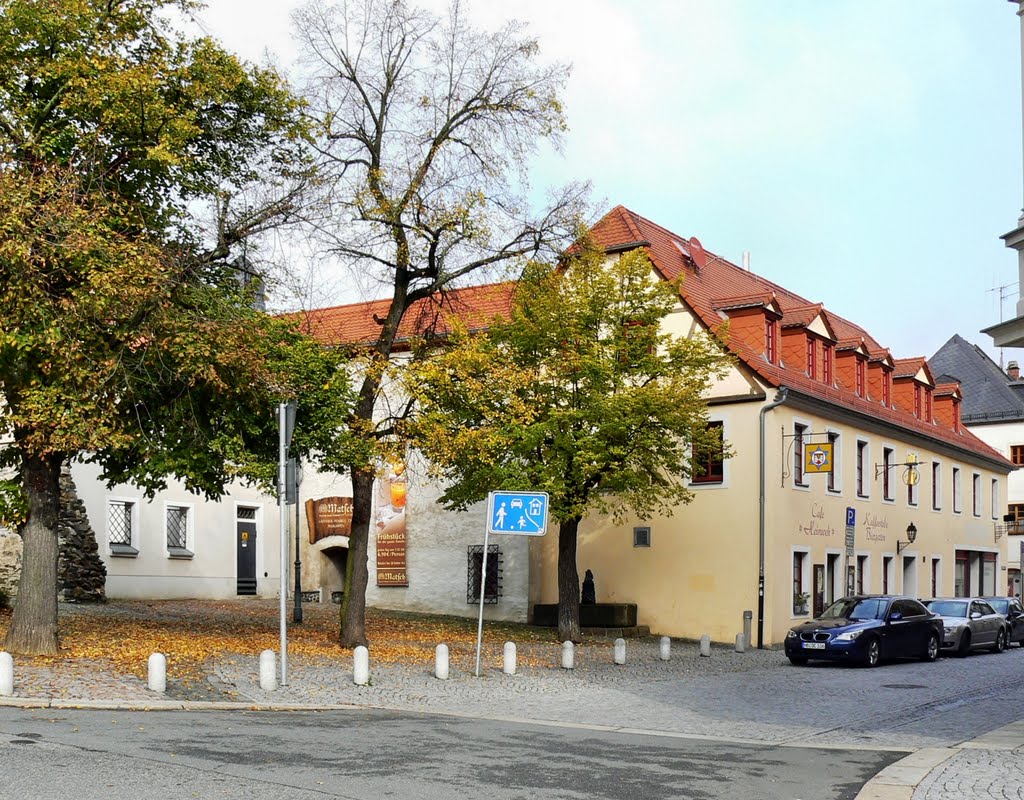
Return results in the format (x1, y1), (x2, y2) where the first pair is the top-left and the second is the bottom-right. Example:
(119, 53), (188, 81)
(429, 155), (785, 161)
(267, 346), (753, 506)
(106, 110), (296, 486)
(913, 750), (1024, 800)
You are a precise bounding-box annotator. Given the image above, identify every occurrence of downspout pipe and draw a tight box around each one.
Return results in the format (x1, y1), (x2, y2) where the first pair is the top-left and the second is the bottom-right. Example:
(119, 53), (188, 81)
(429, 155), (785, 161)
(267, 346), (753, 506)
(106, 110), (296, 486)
(758, 387), (789, 649)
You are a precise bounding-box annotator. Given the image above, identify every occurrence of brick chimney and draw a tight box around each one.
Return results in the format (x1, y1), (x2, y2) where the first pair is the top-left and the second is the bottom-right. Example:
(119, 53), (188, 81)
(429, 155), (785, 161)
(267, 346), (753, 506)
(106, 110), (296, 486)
(1009, 360), (1020, 381)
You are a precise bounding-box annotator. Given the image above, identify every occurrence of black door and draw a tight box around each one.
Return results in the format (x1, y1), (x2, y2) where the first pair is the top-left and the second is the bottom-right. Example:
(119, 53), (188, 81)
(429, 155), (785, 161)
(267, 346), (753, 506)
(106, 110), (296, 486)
(237, 519), (257, 595)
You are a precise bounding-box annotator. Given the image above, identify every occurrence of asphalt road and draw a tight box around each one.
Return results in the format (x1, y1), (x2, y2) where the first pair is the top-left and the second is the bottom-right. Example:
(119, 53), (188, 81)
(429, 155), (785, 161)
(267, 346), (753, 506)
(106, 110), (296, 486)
(0, 707), (900, 800)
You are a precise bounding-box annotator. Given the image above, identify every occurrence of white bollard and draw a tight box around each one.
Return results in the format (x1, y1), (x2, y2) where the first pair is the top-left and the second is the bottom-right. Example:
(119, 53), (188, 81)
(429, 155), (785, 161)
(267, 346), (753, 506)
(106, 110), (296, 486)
(613, 637), (626, 665)
(435, 644), (450, 680)
(259, 649), (277, 691)
(659, 636), (671, 661)
(700, 634), (711, 657)
(735, 633), (746, 653)
(147, 652), (167, 694)
(353, 645), (369, 686)
(561, 640), (575, 670)
(503, 642), (517, 676)
(0, 651), (12, 697)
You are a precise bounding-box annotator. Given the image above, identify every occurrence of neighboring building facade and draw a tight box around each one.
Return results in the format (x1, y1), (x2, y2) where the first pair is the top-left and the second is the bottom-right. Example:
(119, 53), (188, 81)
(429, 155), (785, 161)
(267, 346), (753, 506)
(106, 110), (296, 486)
(530, 207), (1013, 647)
(69, 283), (533, 623)
(929, 334), (1024, 597)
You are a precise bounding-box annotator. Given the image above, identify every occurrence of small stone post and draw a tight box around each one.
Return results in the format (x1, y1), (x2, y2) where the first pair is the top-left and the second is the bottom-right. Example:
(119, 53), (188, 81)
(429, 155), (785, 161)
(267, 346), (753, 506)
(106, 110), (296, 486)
(147, 652), (167, 694)
(0, 651), (12, 697)
(561, 641), (575, 670)
(735, 633), (746, 653)
(659, 636), (671, 661)
(743, 610), (753, 651)
(613, 637), (626, 665)
(259, 649), (277, 691)
(435, 644), (450, 680)
(699, 634), (711, 657)
(353, 645), (370, 686)
(503, 642), (517, 675)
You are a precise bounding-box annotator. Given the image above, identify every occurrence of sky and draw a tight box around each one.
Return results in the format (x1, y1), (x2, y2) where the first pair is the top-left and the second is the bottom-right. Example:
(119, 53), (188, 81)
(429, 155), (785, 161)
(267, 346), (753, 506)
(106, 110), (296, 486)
(194, 0), (1024, 367)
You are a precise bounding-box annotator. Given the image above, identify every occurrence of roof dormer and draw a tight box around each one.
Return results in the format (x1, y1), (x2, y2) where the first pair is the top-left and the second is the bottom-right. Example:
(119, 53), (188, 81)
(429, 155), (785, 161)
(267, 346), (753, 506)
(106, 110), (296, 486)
(892, 358), (935, 421)
(868, 350), (895, 408)
(712, 292), (784, 364)
(933, 382), (962, 433)
(835, 338), (870, 397)
(779, 305), (838, 382)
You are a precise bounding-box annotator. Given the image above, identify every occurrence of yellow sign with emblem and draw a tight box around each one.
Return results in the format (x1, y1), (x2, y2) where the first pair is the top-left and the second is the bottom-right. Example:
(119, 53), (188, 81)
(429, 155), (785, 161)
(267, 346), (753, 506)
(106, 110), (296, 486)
(804, 442), (834, 474)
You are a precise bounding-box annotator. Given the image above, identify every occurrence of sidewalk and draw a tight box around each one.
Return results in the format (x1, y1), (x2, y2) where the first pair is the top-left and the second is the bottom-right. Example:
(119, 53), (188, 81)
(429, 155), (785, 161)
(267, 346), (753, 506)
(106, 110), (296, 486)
(2, 599), (1023, 799)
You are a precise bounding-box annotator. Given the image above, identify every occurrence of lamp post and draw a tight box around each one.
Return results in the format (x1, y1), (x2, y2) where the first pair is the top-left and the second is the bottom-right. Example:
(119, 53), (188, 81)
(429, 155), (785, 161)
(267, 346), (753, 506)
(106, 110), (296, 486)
(897, 522), (917, 555)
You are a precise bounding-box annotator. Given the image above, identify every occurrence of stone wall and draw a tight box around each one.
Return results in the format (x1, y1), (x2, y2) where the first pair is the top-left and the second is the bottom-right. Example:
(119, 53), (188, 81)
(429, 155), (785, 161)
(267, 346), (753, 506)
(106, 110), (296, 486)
(0, 467), (107, 604)
(57, 467), (106, 602)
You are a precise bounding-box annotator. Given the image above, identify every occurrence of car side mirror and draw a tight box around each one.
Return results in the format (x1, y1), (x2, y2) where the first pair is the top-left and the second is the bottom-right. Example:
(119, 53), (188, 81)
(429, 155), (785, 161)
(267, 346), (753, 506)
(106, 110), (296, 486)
(970, 611), (982, 620)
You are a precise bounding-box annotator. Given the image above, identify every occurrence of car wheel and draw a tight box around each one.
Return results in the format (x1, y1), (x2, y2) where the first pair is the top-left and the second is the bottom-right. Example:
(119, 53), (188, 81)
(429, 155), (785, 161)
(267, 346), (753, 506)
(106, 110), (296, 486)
(992, 629), (1007, 654)
(921, 632), (940, 662)
(956, 630), (971, 658)
(788, 656), (807, 666)
(862, 636), (881, 668)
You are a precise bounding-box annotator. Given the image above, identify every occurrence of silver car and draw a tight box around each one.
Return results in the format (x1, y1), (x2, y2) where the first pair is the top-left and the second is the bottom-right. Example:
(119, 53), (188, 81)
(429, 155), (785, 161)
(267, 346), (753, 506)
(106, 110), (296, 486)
(924, 598), (1008, 656)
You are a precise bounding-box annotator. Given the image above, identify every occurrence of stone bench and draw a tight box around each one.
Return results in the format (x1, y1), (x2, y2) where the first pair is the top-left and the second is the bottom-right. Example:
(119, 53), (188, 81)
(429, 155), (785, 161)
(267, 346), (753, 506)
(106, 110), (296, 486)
(531, 602), (638, 628)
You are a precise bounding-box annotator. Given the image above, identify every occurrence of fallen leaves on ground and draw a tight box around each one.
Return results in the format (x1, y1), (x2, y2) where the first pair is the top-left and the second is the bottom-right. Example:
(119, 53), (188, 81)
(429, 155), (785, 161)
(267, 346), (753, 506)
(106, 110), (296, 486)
(0, 600), (580, 686)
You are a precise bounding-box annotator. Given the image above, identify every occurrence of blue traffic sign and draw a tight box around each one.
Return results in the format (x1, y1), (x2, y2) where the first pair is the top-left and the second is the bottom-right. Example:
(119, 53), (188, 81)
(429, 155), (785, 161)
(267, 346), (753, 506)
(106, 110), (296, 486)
(487, 491), (549, 536)
(846, 507), (856, 527)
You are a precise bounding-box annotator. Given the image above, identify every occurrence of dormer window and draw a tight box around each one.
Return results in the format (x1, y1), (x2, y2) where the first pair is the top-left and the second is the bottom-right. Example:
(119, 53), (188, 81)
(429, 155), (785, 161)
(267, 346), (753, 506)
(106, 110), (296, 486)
(914, 385), (921, 419)
(823, 344), (833, 386)
(855, 358), (865, 397)
(806, 338), (816, 378)
(953, 398), (961, 432)
(925, 389), (933, 423)
(882, 369), (891, 407)
(765, 318), (777, 364)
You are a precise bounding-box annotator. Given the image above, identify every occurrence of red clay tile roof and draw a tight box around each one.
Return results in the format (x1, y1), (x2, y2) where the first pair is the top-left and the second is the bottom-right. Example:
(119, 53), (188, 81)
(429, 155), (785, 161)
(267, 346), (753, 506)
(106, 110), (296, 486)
(711, 292), (778, 312)
(893, 357), (928, 380)
(587, 205), (1010, 470)
(286, 282), (515, 348)
(934, 382), (962, 398)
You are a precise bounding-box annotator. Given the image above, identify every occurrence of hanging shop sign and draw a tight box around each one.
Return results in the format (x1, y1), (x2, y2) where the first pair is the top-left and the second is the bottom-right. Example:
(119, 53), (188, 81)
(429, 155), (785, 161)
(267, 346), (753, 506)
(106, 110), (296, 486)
(305, 497), (354, 544)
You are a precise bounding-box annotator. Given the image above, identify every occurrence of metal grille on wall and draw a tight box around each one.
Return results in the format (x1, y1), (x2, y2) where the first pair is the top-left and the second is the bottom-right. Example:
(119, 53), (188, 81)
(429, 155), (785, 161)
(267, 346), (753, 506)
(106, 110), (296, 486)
(166, 507), (188, 549)
(108, 501), (133, 545)
(467, 545), (502, 604)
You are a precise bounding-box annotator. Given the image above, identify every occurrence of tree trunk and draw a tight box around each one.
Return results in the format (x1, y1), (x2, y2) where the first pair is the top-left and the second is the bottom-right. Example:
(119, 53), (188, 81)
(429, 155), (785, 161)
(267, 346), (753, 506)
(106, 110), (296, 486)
(340, 467), (373, 648)
(557, 516), (582, 643)
(3, 451), (62, 655)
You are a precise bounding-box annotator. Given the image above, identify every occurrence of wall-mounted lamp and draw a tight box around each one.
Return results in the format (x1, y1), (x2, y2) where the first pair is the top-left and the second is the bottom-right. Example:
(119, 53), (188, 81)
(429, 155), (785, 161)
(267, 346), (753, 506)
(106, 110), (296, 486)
(897, 522), (917, 554)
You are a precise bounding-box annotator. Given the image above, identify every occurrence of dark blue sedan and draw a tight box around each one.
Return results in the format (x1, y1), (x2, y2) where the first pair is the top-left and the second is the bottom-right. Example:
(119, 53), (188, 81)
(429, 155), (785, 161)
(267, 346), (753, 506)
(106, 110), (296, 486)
(785, 595), (942, 667)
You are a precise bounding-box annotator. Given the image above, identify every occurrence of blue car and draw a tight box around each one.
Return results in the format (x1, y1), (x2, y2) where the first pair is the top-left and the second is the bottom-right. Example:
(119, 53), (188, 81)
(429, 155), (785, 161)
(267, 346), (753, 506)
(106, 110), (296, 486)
(785, 595), (942, 667)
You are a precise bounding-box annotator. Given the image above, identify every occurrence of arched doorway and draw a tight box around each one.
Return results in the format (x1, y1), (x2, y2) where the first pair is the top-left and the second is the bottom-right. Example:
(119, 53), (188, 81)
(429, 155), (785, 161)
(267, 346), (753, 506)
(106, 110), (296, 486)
(320, 545), (348, 604)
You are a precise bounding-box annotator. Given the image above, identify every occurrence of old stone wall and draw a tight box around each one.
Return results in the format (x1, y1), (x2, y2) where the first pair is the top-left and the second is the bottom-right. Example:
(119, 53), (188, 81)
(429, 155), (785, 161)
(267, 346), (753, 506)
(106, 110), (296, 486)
(0, 525), (20, 601)
(57, 467), (106, 602)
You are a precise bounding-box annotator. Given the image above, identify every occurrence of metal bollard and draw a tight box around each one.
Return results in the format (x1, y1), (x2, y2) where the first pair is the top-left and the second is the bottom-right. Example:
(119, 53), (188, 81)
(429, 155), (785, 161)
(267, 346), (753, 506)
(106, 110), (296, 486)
(735, 633), (746, 653)
(435, 644), (450, 680)
(147, 652), (167, 694)
(0, 651), (12, 697)
(699, 634), (711, 657)
(743, 610), (753, 651)
(259, 649), (277, 691)
(659, 636), (671, 661)
(353, 645), (369, 686)
(561, 641), (575, 670)
(613, 637), (626, 665)
(503, 642), (517, 675)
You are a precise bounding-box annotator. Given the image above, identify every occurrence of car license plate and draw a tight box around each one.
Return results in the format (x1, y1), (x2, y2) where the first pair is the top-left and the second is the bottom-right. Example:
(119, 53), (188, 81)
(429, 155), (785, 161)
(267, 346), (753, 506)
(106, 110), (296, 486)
(802, 642), (826, 650)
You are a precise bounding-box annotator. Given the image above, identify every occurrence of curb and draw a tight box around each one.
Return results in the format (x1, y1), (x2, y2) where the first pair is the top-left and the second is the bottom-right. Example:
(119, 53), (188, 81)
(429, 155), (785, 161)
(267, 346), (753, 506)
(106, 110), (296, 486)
(853, 721), (1024, 800)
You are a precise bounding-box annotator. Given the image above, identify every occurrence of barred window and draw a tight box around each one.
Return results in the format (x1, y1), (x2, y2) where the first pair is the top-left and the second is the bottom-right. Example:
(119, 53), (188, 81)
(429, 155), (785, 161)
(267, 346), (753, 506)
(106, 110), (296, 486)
(107, 500), (138, 557)
(166, 505), (193, 558)
(467, 545), (502, 604)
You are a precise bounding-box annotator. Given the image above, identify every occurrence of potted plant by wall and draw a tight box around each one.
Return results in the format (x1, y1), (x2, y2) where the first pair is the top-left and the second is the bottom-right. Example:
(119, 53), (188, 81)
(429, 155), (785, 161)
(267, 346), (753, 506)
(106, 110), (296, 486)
(793, 591), (810, 615)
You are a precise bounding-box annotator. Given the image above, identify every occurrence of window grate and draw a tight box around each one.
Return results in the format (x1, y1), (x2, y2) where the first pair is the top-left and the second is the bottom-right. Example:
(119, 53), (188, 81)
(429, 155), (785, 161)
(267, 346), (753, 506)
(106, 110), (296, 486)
(633, 526), (651, 547)
(108, 501), (133, 546)
(237, 507), (257, 520)
(166, 506), (189, 549)
(467, 545), (502, 604)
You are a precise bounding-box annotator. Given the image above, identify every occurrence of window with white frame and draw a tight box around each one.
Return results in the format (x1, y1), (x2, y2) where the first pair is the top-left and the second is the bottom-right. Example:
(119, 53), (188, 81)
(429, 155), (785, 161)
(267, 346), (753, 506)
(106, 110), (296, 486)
(883, 447), (894, 501)
(107, 499), (138, 557)
(792, 549), (810, 615)
(931, 461), (941, 511)
(166, 503), (194, 559)
(856, 440), (869, 498)
(952, 467), (962, 514)
(793, 422), (807, 487)
(827, 431), (840, 493)
(992, 479), (1000, 520)
(907, 467), (918, 507)
(972, 473), (981, 517)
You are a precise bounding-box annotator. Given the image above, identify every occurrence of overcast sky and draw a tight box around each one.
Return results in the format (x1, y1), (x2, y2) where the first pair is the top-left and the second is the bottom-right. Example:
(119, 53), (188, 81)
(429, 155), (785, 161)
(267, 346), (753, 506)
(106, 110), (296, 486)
(194, 0), (1023, 367)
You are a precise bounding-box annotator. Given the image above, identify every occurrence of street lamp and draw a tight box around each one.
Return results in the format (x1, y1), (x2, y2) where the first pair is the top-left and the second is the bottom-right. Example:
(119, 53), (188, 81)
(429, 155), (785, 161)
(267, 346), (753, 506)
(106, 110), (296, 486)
(897, 522), (917, 554)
